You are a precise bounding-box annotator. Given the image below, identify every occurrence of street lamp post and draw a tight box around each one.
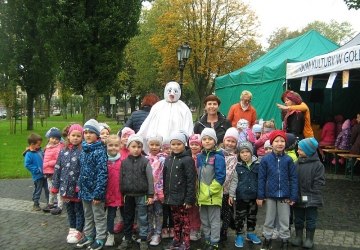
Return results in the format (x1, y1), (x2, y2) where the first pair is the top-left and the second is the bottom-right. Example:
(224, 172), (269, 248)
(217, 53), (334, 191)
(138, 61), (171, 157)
(177, 42), (192, 91)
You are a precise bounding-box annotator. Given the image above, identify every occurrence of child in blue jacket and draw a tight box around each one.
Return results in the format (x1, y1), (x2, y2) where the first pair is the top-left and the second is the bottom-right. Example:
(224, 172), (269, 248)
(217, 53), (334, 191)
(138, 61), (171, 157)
(23, 133), (49, 211)
(76, 119), (108, 250)
(257, 130), (298, 250)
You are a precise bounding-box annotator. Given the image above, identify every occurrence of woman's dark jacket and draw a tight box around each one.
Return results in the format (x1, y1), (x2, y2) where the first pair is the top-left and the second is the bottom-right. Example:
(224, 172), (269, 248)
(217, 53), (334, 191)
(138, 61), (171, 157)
(124, 106), (151, 133)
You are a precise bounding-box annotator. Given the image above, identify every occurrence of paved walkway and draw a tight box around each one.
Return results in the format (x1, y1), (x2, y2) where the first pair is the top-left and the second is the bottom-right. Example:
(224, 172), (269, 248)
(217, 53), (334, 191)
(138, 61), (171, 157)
(0, 175), (360, 250)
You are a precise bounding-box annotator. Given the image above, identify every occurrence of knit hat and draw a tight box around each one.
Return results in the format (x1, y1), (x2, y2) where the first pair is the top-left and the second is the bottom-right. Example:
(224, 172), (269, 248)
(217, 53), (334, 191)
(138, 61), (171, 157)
(46, 128), (62, 140)
(83, 119), (100, 136)
(252, 124), (262, 133)
(223, 127), (239, 142)
(200, 127), (218, 144)
(285, 133), (297, 150)
(162, 137), (170, 148)
(45, 127), (59, 138)
(126, 134), (144, 148)
(170, 131), (187, 145)
(147, 134), (163, 145)
(189, 134), (202, 146)
(238, 141), (253, 155)
(120, 127), (135, 138)
(282, 90), (302, 105)
(68, 124), (83, 135)
(264, 140), (272, 149)
(236, 119), (249, 130)
(298, 137), (318, 157)
(269, 130), (287, 144)
(99, 123), (111, 133)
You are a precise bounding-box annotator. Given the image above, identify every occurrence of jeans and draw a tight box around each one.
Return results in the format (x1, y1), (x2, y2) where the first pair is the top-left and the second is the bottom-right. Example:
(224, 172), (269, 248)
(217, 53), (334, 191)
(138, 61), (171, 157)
(123, 195), (148, 241)
(148, 201), (163, 235)
(33, 177), (49, 206)
(66, 201), (84, 232)
(294, 206), (318, 230)
(47, 175), (63, 209)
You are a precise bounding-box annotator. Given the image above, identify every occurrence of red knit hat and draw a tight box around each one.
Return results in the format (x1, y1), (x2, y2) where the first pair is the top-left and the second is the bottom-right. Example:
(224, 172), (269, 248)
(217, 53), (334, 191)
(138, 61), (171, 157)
(269, 130), (287, 144)
(189, 134), (202, 146)
(282, 90), (302, 105)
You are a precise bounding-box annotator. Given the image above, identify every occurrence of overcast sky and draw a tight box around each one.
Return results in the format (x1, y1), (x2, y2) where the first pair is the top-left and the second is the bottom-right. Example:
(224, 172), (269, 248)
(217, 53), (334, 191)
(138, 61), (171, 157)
(244, 0), (360, 47)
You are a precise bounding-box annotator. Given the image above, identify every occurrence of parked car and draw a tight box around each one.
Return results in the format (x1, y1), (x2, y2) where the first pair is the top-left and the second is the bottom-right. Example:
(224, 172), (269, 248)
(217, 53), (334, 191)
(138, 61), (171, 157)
(0, 111), (6, 119)
(52, 110), (61, 116)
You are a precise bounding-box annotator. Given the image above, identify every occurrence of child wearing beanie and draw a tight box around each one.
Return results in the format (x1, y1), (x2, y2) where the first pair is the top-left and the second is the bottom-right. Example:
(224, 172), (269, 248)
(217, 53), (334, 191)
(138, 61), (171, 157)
(163, 131), (196, 250)
(285, 133), (298, 163)
(219, 127), (239, 242)
(229, 141), (261, 247)
(257, 130), (298, 250)
(43, 127), (64, 214)
(99, 123), (111, 143)
(77, 119), (108, 250)
(52, 124), (84, 244)
(197, 128), (226, 249)
(254, 120), (275, 162)
(146, 134), (167, 246)
(188, 134), (202, 241)
(291, 137), (325, 249)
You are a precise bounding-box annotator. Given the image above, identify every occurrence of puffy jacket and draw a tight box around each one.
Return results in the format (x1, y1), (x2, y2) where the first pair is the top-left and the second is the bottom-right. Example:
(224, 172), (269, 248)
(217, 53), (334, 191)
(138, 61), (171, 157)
(197, 149), (226, 206)
(124, 106), (151, 133)
(163, 151), (196, 206)
(24, 149), (44, 181)
(52, 145), (82, 201)
(193, 112), (231, 144)
(147, 153), (167, 202)
(335, 121), (352, 150)
(78, 141), (108, 201)
(106, 155), (123, 207)
(221, 148), (237, 194)
(258, 152), (298, 202)
(121, 155), (154, 197)
(43, 142), (64, 174)
(295, 154), (325, 208)
(320, 122), (336, 146)
(254, 132), (271, 157)
(229, 158), (260, 200)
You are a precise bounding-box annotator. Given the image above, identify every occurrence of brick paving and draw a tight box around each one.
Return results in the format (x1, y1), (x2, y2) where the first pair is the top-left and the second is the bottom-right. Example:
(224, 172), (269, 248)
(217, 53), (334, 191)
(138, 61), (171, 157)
(1, 176), (360, 250)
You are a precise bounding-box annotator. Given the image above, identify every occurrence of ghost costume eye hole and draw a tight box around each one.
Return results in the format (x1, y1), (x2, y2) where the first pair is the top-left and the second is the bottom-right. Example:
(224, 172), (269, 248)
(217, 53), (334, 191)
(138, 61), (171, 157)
(173, 89), (178, 94)
(167, 88), (172, 94)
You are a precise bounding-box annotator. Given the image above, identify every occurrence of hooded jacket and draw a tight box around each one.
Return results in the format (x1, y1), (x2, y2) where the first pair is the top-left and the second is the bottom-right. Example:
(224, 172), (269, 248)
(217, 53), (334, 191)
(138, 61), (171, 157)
(197, 149), (226, 206)
(193, 112), (231, 144)
(23, 148), (44, 181)
(43, 142), (64, 175)
(295, 154), (325, 208)
(258, 152), (298, 202)
(163, 150), (196, 206)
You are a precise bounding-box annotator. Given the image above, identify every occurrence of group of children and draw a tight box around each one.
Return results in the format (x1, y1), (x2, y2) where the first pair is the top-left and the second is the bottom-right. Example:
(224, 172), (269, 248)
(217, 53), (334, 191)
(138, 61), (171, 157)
(24, 117), (325, 250)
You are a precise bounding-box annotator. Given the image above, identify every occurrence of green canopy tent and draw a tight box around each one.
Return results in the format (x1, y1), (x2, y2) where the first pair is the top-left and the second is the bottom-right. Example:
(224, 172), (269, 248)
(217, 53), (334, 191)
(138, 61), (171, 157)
(215, 30), (339, 127)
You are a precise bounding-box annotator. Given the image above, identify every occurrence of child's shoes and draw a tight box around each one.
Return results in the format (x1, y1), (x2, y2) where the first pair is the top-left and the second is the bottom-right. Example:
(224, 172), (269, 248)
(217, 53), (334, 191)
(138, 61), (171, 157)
(161, 228), (170, 239)
(104, 233), (115, 246)
(113, 221), (124, 233)
(67, 229), (83, 244)
(50, 207), (62, 215)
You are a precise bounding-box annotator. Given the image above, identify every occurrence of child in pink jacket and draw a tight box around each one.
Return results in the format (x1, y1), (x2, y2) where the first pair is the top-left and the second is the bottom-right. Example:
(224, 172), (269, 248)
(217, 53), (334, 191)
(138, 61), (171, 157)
(105, 135), (124, 246)
(254, 120), (275, 161)
(43, 127), (64, 214)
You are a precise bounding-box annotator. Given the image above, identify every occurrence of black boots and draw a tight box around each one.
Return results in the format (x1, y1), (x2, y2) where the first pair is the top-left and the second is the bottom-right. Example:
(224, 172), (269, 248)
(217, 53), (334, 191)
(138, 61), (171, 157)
(291, 228), (303, 247)
(303, 229), (315, 249)
(280, 240), (289, 250)
(260, 238), (272, 250)
(219, 229), (227, 242)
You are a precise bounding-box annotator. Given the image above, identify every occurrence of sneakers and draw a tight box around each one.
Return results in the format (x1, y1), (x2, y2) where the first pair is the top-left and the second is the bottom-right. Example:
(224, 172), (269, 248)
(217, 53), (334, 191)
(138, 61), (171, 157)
(75, 236), (93, 248)
(32, 204), (41, 211)
(149, 234), (161, 246)
(88, 239), (104, 250)
(190, 229), (201, 241)
(105, 233), (115, 246)
(114, 222), (124, 233)
(246, 232), (261, 244)
(169, 227), (175, 238)
(67, 229), (83, 244)
(42, 204), (55, 213)
(260, 238), (272, 250)
(272, 229), (279, 240)
(50, 207), (62, 215)
(235, 235), (244, 248)
(139, 240), (148, 250)
(162, 228), (170, 239)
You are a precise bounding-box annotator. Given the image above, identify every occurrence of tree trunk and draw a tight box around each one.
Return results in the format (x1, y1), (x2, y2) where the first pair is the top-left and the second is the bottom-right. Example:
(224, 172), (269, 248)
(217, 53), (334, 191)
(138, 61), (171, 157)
(26, 93), (35, 130)
(45, 96), (51, 117)
(129, 95), (136, 113)
(82, 84), (97, 123)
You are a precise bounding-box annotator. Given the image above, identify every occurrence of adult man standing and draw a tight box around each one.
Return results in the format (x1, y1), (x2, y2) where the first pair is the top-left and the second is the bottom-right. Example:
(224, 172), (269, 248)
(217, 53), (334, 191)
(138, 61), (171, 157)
(227, 90), (257, 128)
(193, 95), (231, 144)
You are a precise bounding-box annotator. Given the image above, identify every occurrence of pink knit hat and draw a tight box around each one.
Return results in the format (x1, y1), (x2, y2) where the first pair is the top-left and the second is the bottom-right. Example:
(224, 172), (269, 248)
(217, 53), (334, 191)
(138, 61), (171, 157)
(223, 127), (239, 142)
(68, 124), (83, 135)
(120, 127), (135, 138)
(189, 134), (202, 146)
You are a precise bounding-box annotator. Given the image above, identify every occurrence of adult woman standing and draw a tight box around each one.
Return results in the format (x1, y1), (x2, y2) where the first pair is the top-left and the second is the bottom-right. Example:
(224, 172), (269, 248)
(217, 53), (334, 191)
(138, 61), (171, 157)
(193, 95), (231, 144)
(124, 93), (160, 133)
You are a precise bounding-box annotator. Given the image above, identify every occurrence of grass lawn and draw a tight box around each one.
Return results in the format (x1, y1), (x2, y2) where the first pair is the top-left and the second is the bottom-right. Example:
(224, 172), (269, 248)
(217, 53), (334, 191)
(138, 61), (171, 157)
(0, 115), (121, 179)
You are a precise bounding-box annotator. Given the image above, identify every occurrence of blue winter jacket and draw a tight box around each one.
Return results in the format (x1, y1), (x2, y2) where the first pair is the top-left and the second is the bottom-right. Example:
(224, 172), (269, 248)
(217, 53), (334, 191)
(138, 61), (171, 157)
(124, 106), (151, 133)
(78, 141), (108, 201)
(234, 159), (260, 200)
(23, 149), (44, 181)
(258, 152), (298, 202)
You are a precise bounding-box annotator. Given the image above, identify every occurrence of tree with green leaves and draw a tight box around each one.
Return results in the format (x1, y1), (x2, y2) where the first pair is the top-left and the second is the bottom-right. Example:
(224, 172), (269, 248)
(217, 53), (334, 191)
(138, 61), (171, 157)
(344, 0), (360, 9)
(0, 0), (57, 130)
(46, 1), (144, 122)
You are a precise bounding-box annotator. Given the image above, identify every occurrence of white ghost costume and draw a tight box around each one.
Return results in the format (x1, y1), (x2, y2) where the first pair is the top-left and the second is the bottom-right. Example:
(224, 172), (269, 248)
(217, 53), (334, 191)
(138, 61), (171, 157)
(137, 81), (193, 152)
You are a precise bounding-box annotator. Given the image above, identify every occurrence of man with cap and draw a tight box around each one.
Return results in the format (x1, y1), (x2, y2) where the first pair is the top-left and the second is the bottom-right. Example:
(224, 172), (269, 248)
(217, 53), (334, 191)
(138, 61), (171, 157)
(228, 141), (261, 248)
(291, 137), (325, 249)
